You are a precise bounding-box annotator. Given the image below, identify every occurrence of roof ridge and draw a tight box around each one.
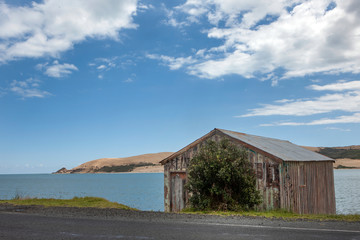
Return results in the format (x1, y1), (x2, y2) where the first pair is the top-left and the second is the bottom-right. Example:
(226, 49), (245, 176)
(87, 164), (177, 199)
(216, 128), (291, 143)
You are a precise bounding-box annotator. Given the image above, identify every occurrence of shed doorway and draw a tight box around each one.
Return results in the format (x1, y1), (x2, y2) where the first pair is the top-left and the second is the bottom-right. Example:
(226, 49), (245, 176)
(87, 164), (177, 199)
(170, 172), (187, 212)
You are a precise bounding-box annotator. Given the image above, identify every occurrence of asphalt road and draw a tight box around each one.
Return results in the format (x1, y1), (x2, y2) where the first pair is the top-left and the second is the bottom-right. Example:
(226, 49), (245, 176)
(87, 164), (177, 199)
(0, 205), (359, 240)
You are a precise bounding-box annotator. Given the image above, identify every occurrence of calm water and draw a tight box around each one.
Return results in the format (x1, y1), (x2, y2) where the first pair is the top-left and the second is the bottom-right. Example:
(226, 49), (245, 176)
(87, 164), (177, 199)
(0, 170), (359, 214)
(334, 169), (360, 215)
(0, 173), (164, 211)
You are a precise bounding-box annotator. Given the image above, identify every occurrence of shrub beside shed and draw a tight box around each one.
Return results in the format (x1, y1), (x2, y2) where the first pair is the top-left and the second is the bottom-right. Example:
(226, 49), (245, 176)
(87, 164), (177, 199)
(160, 128), (336, 214)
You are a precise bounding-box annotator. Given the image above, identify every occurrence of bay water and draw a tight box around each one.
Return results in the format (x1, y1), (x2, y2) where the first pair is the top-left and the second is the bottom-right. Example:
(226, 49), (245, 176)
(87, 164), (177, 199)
(0, 170), (359, 214)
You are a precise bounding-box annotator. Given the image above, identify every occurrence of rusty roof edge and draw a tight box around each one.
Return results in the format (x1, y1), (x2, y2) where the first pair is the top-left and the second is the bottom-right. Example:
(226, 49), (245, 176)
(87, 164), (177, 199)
(160, 128), (218, 165)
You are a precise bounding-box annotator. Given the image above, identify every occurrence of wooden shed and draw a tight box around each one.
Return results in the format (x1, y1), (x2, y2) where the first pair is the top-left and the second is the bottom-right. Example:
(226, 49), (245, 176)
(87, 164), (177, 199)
(160, 128), (336, 214)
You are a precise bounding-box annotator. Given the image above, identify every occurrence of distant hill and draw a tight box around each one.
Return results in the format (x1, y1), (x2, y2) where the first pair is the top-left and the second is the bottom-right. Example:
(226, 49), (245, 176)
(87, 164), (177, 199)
(302, 145), (360, 169)
(54, 152), (174, 174)
(302, 145), (360, 159)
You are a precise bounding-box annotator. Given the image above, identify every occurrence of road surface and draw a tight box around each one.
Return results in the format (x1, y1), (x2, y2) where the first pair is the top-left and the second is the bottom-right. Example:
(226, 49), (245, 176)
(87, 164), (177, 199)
(0, 204), (359, 239)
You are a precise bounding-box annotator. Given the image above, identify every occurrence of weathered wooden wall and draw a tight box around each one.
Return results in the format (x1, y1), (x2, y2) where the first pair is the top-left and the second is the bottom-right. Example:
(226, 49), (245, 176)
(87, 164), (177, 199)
(280, 161), (336, 214)
(248, 151), (281, 211)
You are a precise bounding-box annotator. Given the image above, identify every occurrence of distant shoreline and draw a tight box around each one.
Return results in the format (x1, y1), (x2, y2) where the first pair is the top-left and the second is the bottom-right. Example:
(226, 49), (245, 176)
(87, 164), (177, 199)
(52, 148), (360, 174)
(53, 160), (360, 174)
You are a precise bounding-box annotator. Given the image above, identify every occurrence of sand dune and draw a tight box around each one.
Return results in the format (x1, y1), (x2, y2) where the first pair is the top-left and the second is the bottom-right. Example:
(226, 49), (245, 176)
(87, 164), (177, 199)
(74, 152), (173, 169)
(55, 152), (173, 174)
(334, 158), (360, 169)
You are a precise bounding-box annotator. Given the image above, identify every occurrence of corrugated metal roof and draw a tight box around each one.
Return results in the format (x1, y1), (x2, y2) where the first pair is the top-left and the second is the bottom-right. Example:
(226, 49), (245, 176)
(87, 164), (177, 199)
(218, 129), (333, 162)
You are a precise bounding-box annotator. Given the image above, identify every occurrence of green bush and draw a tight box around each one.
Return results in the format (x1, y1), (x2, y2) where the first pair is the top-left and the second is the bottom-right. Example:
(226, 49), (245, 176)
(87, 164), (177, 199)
(186, 139), (261, 211)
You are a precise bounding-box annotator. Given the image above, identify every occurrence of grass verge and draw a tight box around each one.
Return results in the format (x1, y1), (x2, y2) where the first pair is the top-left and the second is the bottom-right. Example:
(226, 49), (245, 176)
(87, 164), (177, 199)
(0, 196), (137, 211)
(181, 208), (360, 222)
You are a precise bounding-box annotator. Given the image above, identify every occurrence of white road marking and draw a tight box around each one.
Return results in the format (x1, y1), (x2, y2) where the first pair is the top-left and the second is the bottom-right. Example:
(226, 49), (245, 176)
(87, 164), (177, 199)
(191, 222), (360, 234)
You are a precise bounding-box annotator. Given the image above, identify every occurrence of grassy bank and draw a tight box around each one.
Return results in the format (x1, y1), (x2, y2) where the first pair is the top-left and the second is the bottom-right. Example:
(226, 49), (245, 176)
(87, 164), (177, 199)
(0, 197), (137, 211)
(182, 208), (360, 222)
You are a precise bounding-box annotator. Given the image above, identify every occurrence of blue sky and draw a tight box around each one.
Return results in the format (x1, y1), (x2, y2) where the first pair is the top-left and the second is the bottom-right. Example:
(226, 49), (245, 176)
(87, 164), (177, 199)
(1, 0), (360, 174)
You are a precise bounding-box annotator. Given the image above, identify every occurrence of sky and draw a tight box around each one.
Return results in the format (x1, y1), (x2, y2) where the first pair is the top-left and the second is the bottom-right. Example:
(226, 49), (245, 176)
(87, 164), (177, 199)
(1, 0), (360, 174)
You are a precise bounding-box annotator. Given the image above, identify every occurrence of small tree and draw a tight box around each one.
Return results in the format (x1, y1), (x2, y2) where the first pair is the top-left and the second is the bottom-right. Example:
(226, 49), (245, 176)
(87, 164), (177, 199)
(186, 139), (261, 211)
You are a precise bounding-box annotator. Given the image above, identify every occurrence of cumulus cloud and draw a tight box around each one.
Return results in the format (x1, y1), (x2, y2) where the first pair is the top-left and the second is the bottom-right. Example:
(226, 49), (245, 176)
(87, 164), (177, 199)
(154, 0), (360, 80)
(240, 80), (360, 126)
(9, 78), (51, 98)
(37, 61), (78, 78)
(0, 0), (138, 62)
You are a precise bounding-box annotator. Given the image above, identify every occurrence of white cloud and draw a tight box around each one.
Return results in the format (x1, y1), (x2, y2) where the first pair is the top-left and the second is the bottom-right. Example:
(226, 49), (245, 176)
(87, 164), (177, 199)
(309, 80), (360, 91)
(89, 57), (137, 80)
(90, 57), (118, 72)
(162, 4), (191, 28)
(241, 80), (360, 126)
(0, 0), (138, 62)
(325, 127), (351, 132)
(9, 78), (51, 98)
(37, 60), (78, 78)
(146, 54), (196, 70)
(97, 65), (107, 70)
(138, 3), (154, 11)
(154, 0), (360, 80)
(262, 113), (360, 126)
(176, 0), (290, 27)
(240, 91), (360, 117)
(89, 57), (120, 79)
